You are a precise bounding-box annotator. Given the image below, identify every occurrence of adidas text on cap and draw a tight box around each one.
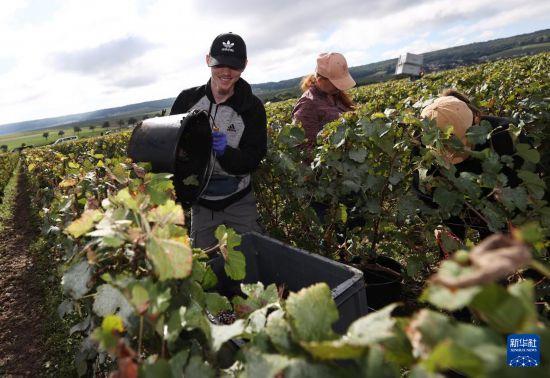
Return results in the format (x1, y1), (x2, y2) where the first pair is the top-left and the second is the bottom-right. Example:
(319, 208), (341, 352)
(208, 32), (247, 70)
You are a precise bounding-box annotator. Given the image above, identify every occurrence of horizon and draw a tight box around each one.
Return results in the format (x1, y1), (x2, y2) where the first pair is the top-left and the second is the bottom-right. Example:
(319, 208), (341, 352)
(1, 0), (549, 127)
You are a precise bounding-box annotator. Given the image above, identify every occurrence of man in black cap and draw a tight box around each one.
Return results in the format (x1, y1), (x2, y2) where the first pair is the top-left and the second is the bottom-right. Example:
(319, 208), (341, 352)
(170, 32), (267, 249)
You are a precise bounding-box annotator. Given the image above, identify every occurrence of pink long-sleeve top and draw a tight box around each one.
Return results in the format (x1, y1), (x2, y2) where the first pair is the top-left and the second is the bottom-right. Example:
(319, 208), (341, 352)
(291, 85), (352, 150)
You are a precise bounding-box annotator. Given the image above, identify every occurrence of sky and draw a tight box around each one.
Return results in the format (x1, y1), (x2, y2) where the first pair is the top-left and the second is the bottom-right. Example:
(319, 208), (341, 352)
(0, 0), (549, 126)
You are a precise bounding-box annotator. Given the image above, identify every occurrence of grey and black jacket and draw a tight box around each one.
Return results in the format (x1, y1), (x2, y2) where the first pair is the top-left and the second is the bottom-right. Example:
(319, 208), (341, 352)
(170, 78), (267, 210)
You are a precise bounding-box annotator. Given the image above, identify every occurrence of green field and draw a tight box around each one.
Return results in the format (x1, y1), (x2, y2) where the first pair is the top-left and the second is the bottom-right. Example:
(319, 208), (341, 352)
(0, 126), (128, 151)
(0, 109), (162, 151)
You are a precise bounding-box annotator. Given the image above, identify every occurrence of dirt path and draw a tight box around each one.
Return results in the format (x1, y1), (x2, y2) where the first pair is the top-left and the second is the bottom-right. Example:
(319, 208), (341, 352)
(0, 171), (46, 376)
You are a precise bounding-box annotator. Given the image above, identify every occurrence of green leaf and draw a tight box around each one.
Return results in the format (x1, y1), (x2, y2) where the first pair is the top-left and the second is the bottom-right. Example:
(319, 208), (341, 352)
(342, 180), (361, 193)
(407, 310), (453, 354)
(481, 151), (501, 175)
(243, 349), (291, 378)
(113, 188), (139, 211)
(146, 199), (184, 225)
(421, 261), (481, 310)
(516, 143), (540, 164)
(363, 346), (401, 378)
(146, 173), (174, 205)
(205, 292), (231, 316)
(183, 175), (199, 186)
(130, 284), (149, 311)
(285, 358), (347, 378)
(301, 339), (365, 360)
(111, 163), (129, 184)
(423, 340), (485, 376)
(146, 236), (193, 281)
(210, 319), (245, 352)
(470, 284), (530, 333)
(338, 203), (347, 224)
(422, 284), (481, 311)
(233, 283), (279, 318)
(454, 172), (481, 198)
(183, 356), (215, 378)
(500, 187), (528, 212)
(349, 148), (367, 163)
(465, 122), (491, 145)
(405, 256), (424, 278)
(515, 222), (545, 244)
(140, 359), (172, 378)
(266, 311), (296, 354)
(433, 187), (462, 215)
(92, 315), (124, 351)
(507, 280), (538, 325)
(184, 302), (211, 341)
(365, 175), (384, 191)
(518, 170), (546, 199)
(93, 284), (134, 325)
(166, 307), (187, 343)
(57, 299), (74, 319)
(481, 202), (507, 232)
(289, 126), (305, 142)
(347, 304), (398, 345)
(170, 350), (190, 378)
(225, 248), (246, 281)
(61, 260), (93, 299)
(380, 318), (415, 366)
(65, 209), (103, 238)
(451, 323), (502, 351)
(215, 225), (246, 280)
(201, 266), (218, 290)
(285, 283), (338, 342)
(389, 172), (404, 185)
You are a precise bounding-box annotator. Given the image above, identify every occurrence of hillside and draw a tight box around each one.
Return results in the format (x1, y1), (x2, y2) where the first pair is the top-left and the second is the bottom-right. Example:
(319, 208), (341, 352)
(1, 28), (548, 136)
(252, 28), (550, 100)
(0, 98), (174, 136)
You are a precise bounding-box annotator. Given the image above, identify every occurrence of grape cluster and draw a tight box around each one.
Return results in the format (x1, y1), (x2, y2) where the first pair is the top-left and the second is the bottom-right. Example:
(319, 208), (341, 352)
(217, 310), (236, 325)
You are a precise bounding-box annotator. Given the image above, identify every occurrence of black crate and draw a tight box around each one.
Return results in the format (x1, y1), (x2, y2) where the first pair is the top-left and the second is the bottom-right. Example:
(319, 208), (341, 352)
(210, 232), (368, 333)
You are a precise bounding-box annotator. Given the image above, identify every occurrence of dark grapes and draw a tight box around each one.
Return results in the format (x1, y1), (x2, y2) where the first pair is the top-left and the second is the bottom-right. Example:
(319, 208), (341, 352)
(217, 310), (236, 325)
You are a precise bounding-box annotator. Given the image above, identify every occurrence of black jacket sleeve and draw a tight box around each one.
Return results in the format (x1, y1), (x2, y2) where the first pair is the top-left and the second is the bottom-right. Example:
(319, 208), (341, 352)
(217, 97), (267, 175)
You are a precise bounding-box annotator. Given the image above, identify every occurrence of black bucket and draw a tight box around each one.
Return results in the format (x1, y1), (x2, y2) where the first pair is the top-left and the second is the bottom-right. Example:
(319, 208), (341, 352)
(362, 256), (403, 311)
(127, 110), (213, 206)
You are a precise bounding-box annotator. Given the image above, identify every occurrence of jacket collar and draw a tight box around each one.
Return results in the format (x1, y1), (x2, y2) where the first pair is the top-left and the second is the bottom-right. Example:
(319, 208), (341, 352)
(205, 78), (254, 113)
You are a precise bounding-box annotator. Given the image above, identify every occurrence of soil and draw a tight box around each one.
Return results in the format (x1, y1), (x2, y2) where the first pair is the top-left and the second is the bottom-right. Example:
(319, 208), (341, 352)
(0, 172), (46, 376)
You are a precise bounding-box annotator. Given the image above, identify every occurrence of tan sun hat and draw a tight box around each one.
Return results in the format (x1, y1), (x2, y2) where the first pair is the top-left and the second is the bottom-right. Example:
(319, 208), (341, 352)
(316, 52), (356, 91)
(421, 96), (474, 164)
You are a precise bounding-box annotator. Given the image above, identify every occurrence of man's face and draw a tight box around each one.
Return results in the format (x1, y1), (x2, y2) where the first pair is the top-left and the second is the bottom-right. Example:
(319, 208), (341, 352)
(207, 55), (246, 95)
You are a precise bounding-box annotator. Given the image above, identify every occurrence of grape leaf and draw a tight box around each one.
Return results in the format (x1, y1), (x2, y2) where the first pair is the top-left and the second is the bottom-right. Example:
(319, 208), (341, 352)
(146, 236), (193, 281)
(285, 283), (338, 342)
(65, 209), (103, 238)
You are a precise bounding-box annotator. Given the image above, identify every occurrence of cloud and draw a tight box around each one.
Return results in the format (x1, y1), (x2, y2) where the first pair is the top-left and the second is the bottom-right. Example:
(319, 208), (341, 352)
(0, 0), (547, 126)
(198, 0), (433, 54)
(52, 35), (158, 75)
(110, 72), (160, 88)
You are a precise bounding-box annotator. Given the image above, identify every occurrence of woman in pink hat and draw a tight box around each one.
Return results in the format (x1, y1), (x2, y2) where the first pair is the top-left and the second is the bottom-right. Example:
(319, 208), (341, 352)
(292, 52), (356, 151)
(292, 53), (357, 226)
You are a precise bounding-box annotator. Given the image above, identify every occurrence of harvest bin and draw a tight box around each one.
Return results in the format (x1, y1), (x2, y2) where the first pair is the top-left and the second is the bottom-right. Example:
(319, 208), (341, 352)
(210, 232), (368, 333)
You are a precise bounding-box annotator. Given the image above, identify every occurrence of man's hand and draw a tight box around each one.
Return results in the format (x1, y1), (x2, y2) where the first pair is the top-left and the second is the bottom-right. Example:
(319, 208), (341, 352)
(212, 131), (227, 157)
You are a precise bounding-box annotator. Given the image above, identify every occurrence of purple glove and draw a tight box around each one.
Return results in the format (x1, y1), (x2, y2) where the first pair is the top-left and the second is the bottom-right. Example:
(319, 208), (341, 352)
(212, 131), (227, 156)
